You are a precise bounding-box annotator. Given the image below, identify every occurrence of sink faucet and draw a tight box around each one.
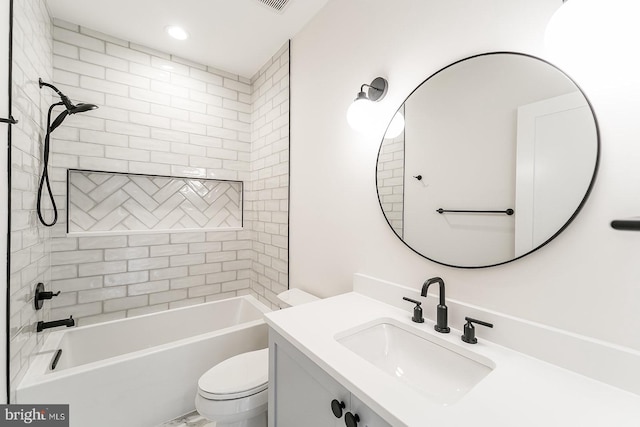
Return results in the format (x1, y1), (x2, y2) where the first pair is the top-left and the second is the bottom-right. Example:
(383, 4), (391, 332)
(421, 277), (450, 333)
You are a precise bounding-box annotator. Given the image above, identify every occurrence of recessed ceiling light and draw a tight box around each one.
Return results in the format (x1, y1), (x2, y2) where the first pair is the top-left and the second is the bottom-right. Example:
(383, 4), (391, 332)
(165, 26), (189, 41)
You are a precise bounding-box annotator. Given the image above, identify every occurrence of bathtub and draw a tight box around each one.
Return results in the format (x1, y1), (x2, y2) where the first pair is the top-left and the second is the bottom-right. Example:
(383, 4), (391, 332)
(16, 295), (271, 427)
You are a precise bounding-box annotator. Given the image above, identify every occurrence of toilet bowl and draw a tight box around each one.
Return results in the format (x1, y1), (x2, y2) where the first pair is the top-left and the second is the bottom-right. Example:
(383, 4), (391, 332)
(195, 289), (318, 426)
(195, 348), (269, 427)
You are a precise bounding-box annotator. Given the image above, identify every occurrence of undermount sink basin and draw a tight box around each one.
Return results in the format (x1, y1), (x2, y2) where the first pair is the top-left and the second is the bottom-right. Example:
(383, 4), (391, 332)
(336, 319), (494, 405)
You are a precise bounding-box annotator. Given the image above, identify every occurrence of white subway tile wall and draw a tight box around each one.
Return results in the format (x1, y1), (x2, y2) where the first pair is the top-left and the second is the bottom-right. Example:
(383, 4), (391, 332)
(47, 20), (289, 325)
(9, 10), (289, 398)
(247, 43), (290, 307)
(10, 0), (54, 401)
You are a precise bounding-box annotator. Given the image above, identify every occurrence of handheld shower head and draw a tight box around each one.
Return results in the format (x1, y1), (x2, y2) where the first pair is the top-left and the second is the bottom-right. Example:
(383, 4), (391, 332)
(39, 78), (99, 116)
(39, 78), (99, 134)
(37, 78), (99, 227)
(69, 103), (98, 114)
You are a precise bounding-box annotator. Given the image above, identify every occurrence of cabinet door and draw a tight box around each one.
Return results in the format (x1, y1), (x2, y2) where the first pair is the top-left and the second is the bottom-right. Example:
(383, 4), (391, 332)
(270, 334), (350, 427)
(349, 395), (393, 427)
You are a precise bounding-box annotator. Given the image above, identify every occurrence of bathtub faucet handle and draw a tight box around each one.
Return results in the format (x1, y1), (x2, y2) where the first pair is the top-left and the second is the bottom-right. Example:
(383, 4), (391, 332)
(34, 283), (61, 310)
(41, 290), (61, 299)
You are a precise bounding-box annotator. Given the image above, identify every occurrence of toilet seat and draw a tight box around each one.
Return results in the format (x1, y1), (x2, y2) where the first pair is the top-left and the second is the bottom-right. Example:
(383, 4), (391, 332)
(198, 348), (269, 401)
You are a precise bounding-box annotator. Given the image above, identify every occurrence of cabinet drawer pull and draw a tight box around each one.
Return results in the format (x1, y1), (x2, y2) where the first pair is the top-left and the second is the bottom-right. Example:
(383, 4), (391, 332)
(331, 399), (345, 418)
(345, 412), (360, 427)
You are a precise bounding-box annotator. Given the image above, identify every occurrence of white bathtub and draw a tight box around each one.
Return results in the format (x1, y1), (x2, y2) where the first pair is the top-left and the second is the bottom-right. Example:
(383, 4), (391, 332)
(16, 295), (271, 427)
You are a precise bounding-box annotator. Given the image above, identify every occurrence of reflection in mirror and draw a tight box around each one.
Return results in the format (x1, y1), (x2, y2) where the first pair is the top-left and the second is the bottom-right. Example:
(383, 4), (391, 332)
(377, 105), (405, 238)
(376, 52), (599, 268)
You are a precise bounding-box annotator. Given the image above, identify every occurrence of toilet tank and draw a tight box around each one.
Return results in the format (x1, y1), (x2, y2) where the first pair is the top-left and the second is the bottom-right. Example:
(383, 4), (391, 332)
(276, 289), (319, 309)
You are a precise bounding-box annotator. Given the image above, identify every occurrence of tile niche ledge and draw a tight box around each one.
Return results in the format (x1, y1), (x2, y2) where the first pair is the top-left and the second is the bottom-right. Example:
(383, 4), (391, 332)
(66, 169), (244, 235)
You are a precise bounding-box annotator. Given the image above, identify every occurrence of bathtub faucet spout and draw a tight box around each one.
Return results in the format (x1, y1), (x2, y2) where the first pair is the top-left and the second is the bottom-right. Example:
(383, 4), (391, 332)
(37, 316), (75, 332)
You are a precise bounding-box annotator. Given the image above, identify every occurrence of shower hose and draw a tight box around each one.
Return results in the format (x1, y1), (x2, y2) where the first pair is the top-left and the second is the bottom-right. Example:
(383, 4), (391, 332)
(37, 102), (64, 227)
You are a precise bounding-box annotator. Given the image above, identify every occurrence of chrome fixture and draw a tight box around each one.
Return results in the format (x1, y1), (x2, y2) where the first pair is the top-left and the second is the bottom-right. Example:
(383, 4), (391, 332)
(346, 77), (388, 132)
(353, 77), (388, 103)
(347, 76), (405, 137)
(38, 78), (98, 227)
(421, 277), (450, 333)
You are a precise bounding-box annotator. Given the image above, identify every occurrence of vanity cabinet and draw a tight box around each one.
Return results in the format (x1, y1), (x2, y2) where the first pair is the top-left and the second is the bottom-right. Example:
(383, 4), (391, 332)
(269, 330), (392, 427)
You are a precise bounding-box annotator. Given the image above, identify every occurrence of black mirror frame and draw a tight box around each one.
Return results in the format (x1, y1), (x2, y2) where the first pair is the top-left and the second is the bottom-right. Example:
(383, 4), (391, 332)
(375, 51), (601, 269)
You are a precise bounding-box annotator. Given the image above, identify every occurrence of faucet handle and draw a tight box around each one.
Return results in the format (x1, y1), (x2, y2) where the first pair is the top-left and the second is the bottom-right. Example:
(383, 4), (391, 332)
(461, 317), (493, 344)
(402, 297), (424, 323)
(34, 282), (61, 310)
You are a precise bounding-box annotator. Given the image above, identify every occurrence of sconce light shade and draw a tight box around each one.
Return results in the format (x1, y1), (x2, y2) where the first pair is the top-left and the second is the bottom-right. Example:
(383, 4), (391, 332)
(347, 77), (389, 134)
(385, 111), (405, 139)
(545, 1), (601, 61)
(347, 94), (374, 132)
(545, 0), (640, 73)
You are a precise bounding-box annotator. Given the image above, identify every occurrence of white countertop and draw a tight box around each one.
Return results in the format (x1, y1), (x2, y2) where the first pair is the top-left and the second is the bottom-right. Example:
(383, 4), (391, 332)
(265, 291), (640, 427)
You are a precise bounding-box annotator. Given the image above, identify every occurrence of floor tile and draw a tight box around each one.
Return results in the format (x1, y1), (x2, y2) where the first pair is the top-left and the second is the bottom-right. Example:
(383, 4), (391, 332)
(158, 410), (214, 427)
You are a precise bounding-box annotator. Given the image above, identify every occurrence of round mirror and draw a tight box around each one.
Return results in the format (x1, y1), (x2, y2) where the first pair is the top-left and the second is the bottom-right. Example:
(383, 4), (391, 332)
(376, 52), (599, 268)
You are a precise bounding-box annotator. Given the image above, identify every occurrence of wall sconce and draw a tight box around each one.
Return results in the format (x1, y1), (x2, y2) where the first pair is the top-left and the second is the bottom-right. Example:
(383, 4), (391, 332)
(347, 77), (388, 133)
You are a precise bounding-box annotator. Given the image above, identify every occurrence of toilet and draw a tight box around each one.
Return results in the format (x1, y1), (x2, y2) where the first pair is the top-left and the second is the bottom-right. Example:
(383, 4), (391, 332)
(195, 289), (319, 427)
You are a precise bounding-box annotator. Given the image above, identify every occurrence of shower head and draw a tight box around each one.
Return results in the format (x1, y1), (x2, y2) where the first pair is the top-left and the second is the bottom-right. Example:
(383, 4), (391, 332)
(69, 103), (98, 114)
(47, 103), (97, 133)
(39, 78), (99, 133)
(38, 78), (99, 115)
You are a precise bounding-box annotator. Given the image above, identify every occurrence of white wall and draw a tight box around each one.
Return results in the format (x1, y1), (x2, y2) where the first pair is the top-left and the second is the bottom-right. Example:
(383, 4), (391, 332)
(290, 0), (640, 353)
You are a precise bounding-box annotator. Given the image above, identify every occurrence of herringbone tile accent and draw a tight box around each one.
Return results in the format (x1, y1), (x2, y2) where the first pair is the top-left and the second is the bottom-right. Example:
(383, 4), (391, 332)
(68, 170), (242, 233)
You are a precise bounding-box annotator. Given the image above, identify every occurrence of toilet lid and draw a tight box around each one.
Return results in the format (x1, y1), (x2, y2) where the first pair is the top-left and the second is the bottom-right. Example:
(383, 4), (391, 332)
(198, 348), (269, 400)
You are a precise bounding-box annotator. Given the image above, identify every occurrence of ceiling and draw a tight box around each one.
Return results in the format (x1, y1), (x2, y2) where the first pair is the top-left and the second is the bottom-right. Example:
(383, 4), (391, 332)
(46, 0), (329, 78)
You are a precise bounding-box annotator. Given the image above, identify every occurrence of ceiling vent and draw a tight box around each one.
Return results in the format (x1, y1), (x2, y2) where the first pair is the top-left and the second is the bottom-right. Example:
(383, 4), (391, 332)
(256, 0), (291, 13)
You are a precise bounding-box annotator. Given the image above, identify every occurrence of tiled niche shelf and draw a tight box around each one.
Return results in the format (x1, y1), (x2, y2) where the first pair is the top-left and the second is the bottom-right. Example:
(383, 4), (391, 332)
(67, 169), (243, 236)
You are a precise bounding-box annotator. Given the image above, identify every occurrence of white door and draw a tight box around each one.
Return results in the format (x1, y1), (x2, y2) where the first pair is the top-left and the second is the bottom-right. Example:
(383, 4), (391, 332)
(515, 91), (597, 256)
